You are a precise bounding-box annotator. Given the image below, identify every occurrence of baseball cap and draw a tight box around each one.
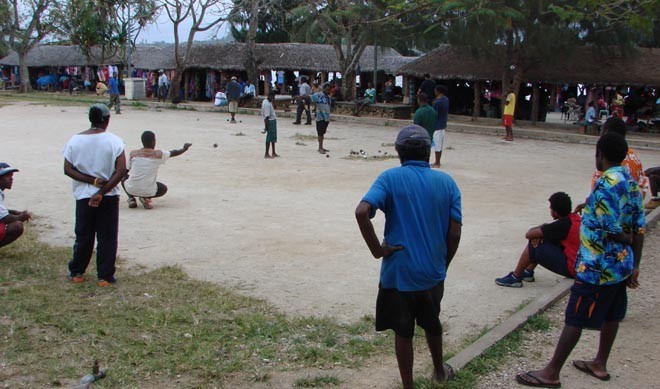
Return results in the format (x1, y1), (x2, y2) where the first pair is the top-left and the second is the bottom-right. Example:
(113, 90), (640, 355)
(231, 76), (237, 80)
(90, 103), (111, 117)
(395, 125), (431, 147)
(0, 162), (19, 176)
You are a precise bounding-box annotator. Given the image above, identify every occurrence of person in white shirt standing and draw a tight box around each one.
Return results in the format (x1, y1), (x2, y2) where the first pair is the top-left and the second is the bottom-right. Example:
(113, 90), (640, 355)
(157, 70), (169, 102)
(123, 131), (191, 209)
(261, 91), (279, 158)
(63, 103), (127, 287)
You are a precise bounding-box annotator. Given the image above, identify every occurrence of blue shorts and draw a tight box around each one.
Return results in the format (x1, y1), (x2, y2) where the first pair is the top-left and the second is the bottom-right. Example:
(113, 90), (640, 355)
(528, 240), (572, 278)
(565, 280), (627, 329)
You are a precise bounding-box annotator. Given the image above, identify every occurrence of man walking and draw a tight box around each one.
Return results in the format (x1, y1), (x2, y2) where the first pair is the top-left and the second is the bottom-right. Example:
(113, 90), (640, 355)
(312, 83), (332, 154)
(226, 76), (241, 123)
(432, 85), (449, 167)
(0, 163), (31, 248)
(293, 77), (312, 125)
(63, 104), (127, 287)
(107, 73), (121, 114)
(516, 132), (645, 388)
(122, 131), (191, 209)
(355, 125), (462, 389)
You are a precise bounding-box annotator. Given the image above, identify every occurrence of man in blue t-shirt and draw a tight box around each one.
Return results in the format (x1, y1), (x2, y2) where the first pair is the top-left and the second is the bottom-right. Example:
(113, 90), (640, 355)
(432, 84), (449, 167)
(355, 124), (462, 388)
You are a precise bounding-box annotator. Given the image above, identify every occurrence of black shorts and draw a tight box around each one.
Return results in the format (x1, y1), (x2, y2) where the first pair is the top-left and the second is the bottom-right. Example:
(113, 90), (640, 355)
(376, 282), (444, 338)
(316, 120), (329, 136)
(528, 240), (572, 278)
(565, 280), (627, 330)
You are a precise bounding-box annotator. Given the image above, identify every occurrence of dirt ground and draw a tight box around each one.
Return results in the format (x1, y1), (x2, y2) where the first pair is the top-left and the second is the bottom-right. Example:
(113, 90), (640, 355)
(477, 225), (660, 389)
(2, 101), (659, 387)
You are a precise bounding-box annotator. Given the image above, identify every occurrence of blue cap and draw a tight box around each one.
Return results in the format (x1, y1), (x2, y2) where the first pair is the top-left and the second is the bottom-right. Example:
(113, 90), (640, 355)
(0, 162), (19, 176)
(395, 125), (431, 147)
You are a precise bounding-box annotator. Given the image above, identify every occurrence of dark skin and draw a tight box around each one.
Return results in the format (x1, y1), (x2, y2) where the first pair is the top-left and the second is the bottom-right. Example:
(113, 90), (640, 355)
(0, 172), (31, 248)
(431, 89), (446, 168)
(355, 176), (462, 388)
(510, 207), (560, 277)
(263, 93), (279, 158)
(517, 149), (644, 387)
(504, 90), (514, 141)
(63, 117), (127, 207)
(317, 85), (331, 153)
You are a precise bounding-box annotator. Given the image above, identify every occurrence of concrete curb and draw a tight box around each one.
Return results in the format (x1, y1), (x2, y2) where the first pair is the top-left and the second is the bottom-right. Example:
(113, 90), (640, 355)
(446, 207), (660, 372)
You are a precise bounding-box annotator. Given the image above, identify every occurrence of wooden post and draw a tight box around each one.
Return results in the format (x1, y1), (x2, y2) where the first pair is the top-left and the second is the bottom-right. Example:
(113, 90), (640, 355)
(473, 80), (482, 120)
(403, 76), (410, 104)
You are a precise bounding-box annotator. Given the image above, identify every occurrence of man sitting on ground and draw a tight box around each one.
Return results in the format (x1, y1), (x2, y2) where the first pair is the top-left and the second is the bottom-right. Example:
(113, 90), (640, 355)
(122, 131), (191, 209)
(0, 163), (31, 248)
(495, 192), (581, 287)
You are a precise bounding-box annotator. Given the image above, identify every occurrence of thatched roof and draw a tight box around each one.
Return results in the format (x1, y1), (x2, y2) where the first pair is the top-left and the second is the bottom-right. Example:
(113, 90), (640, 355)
(0, 42), (416, 74)
(0, 45), (123, 66)
(399, 44), (660, 86)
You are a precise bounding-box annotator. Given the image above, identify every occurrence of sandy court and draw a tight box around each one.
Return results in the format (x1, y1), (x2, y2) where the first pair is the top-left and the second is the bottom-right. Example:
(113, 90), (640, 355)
(2, 101), (659, 346)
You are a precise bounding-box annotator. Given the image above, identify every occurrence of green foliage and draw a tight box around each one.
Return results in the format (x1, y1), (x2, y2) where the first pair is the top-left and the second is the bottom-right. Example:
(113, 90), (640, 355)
(229, 0), (301, 43)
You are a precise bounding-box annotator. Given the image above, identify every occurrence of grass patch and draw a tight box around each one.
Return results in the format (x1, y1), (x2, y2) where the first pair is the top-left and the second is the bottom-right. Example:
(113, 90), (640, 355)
(0, 228), (391, 387)
(294, 374), (341, 387)
(131, 101), (148, 108)
(410, 313), (553, 389)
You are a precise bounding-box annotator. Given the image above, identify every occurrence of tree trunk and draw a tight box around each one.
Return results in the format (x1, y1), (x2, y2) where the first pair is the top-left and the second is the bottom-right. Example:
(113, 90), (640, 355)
(170, 66), (184, 101)
(531, 83), (540, 125)
(341, 70), (356, 102)
(184, 71), (190, 101)
(18, 53), (32, 93)
(472, 81), (482, 120)
(245, 0), (259, 96)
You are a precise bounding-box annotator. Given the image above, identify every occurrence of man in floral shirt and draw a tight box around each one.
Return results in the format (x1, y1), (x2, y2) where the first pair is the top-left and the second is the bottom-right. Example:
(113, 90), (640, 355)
(516, 132), (645, 388)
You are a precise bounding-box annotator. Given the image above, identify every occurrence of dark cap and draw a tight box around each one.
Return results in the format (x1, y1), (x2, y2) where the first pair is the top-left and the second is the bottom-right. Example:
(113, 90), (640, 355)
(0, 162), (19, 176)
(90, 103), (111, 117)
(395, 125), (431, 147)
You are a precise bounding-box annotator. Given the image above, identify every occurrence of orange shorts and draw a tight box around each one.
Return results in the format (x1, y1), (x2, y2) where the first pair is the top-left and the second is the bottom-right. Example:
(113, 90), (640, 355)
(503, 114), (513, 127)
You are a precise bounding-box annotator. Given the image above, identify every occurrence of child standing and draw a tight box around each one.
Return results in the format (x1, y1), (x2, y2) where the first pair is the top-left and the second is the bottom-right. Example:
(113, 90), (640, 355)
(261, 91), (279, 158)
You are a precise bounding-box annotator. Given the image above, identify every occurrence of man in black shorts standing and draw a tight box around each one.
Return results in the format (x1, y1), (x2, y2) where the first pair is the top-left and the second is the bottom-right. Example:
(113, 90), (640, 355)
(356, 125), (462, 388)
(516, 133), (645, 388)
(312, 83), (332, 154)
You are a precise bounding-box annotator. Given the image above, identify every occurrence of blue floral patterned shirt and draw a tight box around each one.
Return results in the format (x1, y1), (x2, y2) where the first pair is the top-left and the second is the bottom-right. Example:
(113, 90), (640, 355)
(575, 166), (645, 285)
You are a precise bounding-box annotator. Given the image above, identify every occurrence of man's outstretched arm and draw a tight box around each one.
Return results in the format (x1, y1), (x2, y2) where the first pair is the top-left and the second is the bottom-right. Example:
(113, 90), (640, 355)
(170, 143), (192, 158)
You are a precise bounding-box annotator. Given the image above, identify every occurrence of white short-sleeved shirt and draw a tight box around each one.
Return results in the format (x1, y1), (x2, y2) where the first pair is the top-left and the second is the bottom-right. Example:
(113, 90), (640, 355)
(261, 99), (276, 121)
(0, 190), (8, 220)
(124, 149), (171, 197)
(63, 132), (125, 200)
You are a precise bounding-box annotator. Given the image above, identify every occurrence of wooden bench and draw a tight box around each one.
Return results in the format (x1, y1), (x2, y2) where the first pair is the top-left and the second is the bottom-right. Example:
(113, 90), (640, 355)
(333, 101), (412, 119)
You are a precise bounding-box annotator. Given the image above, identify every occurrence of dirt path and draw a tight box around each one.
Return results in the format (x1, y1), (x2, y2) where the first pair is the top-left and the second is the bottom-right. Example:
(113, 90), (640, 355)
(2, 101), (659, 387)
(477, 225), (660, 389)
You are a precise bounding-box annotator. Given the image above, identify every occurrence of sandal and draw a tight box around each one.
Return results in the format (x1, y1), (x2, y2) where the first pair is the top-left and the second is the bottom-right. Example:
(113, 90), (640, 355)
(139, 197), (153, 209)
(127, 197), (137, 208)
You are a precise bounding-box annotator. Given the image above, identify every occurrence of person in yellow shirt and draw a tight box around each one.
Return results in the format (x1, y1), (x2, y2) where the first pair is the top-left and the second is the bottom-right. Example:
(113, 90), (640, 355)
(503, 88), (516, 141)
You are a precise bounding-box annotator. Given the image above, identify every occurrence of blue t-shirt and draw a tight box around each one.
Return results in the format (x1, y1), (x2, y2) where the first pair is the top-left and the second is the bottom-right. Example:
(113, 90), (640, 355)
(361, 160), (462, 291)
(433, 96), (449, 130)
(108, 77), (119, 95)
(312, 92), (331, 122)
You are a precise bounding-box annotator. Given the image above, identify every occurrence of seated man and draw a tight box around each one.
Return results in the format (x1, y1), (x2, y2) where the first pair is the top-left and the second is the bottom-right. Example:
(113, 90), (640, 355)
(239, 80), (255, 106)
(0, 163), (31, 248)
(645, 166), (660, 209)
(122, 131), (191, 209)
(354, 82), (376, 116)
(495, 192), (581, 287)
(214, 89), (228, 107)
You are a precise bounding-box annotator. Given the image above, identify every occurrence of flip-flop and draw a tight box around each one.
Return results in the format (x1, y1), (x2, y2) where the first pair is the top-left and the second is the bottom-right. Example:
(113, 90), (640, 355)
(515, 371), (561, 388)
(437, 363), (456, 383)
(139, 197), (153, 210)
(572, 360), (611, 381)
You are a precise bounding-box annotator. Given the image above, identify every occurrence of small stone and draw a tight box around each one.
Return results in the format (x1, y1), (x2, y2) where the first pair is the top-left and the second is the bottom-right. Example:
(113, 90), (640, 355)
(213, 143), (218, 148)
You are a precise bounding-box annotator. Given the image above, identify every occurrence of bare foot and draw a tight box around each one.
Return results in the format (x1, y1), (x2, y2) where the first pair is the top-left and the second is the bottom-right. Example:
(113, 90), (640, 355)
(272, 153), (280, 157)
(431, 163), (441, 168)
(264, 154), (273, 159)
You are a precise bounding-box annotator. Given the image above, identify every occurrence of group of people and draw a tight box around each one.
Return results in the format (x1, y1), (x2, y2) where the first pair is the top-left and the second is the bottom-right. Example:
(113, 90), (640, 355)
(355, 114), (647, 388)
(0, 86), (654, 389)
(413, 74), (449, 167)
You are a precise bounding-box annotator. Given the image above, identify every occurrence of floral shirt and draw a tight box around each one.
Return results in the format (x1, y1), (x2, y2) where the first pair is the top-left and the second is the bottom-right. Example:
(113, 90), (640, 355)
(576, 166), (645, 285)
(591, 149), (649, 198)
